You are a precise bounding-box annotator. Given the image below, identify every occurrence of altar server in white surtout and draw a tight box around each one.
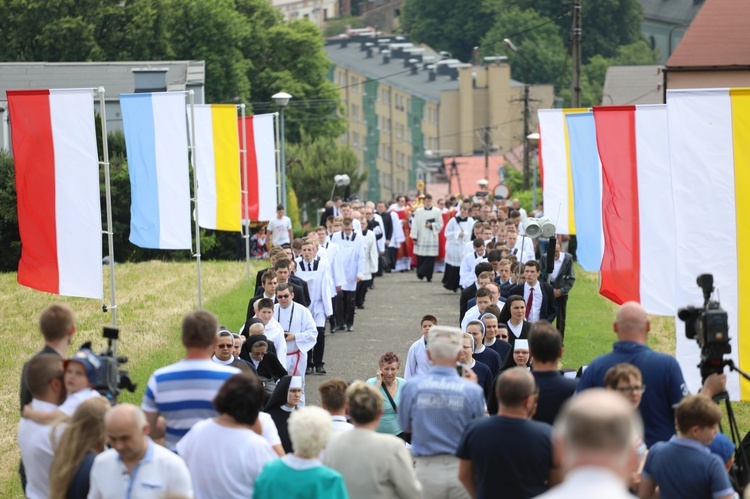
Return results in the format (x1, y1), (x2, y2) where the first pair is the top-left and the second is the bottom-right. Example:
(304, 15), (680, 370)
(296, 238), (334, 376)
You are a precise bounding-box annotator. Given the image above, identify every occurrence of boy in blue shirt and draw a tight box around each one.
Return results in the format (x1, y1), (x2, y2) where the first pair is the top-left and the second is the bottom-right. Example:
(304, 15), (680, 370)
(639, 395), (734, 499)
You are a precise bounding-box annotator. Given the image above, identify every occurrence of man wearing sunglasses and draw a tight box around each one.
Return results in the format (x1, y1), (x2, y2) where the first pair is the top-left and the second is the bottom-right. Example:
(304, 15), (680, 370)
(274, 283), (317, 406)
(212, 329), (255, 374)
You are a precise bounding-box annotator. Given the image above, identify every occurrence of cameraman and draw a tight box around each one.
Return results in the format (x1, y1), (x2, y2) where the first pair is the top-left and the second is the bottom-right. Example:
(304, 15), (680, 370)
(577, 301), (726, 448)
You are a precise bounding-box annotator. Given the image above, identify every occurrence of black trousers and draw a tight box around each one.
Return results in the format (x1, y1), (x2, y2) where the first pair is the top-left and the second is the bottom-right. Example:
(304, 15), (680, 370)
(416, 255), (436, 281)
(356, 279), (371, 306)
(555, 294), (569, 341)
(342, 290), (357, 326)
(387, 247), (398, 269)
(308, 326), (326, 368)
(332, 292), (344, 329)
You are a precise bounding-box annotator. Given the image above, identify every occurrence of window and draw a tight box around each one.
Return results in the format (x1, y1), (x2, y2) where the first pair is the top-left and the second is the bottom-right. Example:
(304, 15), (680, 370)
(396, 123), (404, 140)
(352, 132), (360, 148)
(350, 104), (360, 121)
(381, 88), (391, 106)
(351, 76), (359, 93)
(394, 94), (405, 111)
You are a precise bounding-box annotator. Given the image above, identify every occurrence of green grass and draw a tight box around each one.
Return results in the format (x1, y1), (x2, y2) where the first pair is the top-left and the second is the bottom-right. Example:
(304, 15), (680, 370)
(559, 265), (619, 369)
(117, 277), (257, 406)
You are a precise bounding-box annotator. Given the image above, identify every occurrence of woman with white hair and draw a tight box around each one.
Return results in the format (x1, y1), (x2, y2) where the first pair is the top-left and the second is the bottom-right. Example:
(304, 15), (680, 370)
(254, 406), (348, 499)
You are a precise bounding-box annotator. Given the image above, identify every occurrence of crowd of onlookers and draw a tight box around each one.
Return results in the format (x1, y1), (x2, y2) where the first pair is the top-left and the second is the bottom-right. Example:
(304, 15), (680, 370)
(18, 297), (744, 498)
(15, 192), (748, 498)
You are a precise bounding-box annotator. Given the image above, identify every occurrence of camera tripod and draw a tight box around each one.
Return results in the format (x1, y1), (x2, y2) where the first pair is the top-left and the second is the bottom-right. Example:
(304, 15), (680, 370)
(712, 359), (750, 491)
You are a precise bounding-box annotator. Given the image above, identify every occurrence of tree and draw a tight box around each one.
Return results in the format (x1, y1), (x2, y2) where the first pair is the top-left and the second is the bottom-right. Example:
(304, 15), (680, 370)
(498, 0), (644, 62)
(286, 135), (366, 221)
(0, 151), (21, 272)
(164, 0), (251, 103)
(235, 0), (346, 142)
(401, 0), (495, 62)
(480, 7), (566, 86)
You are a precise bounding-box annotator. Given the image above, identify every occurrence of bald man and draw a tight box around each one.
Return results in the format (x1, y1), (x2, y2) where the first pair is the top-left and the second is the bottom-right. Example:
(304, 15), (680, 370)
(88, 404), (194, 498)
(458, 368), (559, 498)
(576, 302), (688, 447)
(536, 389), (643, 499)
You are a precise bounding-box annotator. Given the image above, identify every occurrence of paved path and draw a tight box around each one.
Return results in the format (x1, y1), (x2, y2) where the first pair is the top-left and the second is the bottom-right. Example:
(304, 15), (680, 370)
(304, 270), (459, 405)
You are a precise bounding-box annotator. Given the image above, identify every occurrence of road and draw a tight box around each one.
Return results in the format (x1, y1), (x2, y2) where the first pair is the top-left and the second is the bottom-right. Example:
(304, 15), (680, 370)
(304, 269), (460, 405)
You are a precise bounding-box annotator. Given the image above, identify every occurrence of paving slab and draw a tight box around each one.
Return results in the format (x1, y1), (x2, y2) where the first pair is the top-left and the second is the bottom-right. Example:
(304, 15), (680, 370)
(303, 270), (460, 405)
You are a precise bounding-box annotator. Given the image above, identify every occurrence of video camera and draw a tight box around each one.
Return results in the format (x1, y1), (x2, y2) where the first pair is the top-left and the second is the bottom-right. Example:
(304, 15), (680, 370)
(677, 273), (731, 382)
(81, 325), (137, 403)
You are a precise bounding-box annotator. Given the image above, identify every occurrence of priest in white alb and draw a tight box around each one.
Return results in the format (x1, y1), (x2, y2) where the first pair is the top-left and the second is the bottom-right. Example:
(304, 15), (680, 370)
(273, 282), (318, 406)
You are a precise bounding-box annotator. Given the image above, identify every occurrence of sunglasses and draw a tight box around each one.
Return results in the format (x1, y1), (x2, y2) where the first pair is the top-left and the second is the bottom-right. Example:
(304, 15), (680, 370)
(218, 343), (233, 349)
(277, 293), (291, 299)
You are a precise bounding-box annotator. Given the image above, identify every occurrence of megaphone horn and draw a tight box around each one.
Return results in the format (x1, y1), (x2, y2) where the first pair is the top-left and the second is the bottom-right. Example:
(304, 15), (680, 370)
(522, 217), (542, 238)
(537, 216), (556, 238)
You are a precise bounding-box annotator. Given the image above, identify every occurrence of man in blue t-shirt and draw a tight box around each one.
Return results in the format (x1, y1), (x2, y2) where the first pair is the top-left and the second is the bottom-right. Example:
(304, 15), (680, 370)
(639, 395), (734, 499)
(457, 368), (560, 498)
(578, 301), (727, 448)
(577, 302), (689, 447)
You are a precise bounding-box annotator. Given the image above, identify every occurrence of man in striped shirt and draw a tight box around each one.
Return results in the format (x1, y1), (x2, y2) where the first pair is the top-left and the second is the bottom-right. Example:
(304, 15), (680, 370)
(141, 310), (238, 450)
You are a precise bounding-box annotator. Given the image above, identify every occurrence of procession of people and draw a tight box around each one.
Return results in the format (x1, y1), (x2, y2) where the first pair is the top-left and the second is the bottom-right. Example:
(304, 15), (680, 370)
(17, 189), (740, 499)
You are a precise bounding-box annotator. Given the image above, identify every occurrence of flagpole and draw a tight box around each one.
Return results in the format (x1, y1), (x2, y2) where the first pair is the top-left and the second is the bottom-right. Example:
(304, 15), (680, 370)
(238, 104), (251, 281)
(274, 112), (281, 208)
(96, 87), (118, 330)
(188, 90), (203, 309)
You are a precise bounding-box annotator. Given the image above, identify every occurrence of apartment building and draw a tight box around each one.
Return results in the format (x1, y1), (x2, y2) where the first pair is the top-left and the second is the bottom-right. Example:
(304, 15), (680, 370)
(325, 32), (554, 201)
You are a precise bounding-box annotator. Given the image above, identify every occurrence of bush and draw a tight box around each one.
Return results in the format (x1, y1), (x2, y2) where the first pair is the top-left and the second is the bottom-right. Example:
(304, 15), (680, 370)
(0, 151), (20, 272)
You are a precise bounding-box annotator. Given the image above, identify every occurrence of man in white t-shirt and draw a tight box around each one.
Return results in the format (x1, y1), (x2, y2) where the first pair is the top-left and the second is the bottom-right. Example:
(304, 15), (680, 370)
(18, 354), (65, 499)
(267, 204), (293, 247)
(177, 373), (277, 498)
(89, 404), (194, 498)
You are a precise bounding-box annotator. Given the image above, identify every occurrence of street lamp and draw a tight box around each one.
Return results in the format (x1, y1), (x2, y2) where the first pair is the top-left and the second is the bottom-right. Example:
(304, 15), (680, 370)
(503, 38), (531, 191)
(527, 132), (540, 209)
(272, 91), (292, 208)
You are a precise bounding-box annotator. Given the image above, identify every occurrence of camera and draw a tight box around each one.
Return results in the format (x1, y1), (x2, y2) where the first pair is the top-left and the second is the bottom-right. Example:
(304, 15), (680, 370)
(677, 274), (731, 381)
(82, 326), (137, 403)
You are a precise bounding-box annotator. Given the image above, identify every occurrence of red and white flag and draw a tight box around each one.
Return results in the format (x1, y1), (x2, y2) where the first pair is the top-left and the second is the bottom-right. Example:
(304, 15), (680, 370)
(8, 89), (103, 299)
(239, 114), (277, 222)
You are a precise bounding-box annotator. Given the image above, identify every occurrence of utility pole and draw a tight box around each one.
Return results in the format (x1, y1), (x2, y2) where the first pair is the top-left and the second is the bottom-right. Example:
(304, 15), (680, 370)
(503, 38), (532, 190)
(523, 75), (530, 190)
(568, 1), (582, 263)
(483, 126), (490, 182)
(570, 0), (582, 108)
